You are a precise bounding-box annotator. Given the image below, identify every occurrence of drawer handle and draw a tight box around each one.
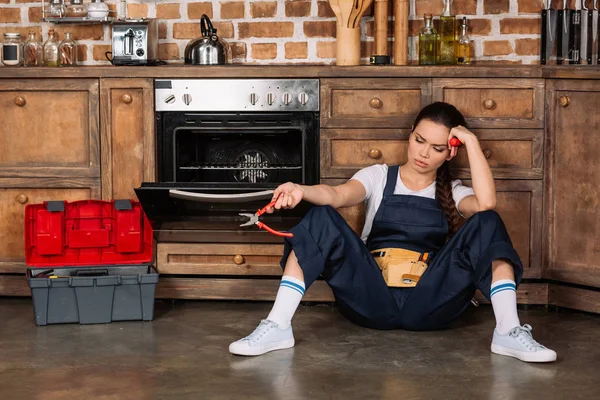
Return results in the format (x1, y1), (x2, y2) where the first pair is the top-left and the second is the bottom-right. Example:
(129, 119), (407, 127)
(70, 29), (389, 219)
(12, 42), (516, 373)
(120, 94), (133, 104)
(15, 96), (26, 107)
(369, 97), (383, 109)
(16, 193), (29, 204)
(483, 149), (492, 159)
(233, 254), (245, 265)
(368, 148), (382, 159)
(559, 95), (570, 108)
(483, 98), (496, 110)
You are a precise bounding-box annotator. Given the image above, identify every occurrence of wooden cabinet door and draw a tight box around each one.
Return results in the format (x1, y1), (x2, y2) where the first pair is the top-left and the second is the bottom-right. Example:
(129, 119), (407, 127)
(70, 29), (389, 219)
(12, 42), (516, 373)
(100, 78), (155, 200)
(545, 80), (600, 287)
(0, 178), (100, 275)
(0, 79), (99, 178)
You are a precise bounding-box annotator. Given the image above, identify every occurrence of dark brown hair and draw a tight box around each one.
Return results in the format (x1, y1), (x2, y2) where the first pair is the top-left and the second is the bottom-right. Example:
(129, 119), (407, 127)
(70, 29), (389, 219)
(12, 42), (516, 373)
(412, 102), (468, 237)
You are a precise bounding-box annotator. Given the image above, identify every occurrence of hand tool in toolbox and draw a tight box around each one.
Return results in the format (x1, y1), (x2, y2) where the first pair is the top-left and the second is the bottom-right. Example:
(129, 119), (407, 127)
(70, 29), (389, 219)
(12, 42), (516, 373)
(239, 198), (294, 238)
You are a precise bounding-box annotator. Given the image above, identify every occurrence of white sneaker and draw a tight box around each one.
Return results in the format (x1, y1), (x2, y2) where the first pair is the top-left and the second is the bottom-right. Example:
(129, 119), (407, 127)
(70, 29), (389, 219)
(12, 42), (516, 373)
(229, 319), (295, 356)
(491, 324), (557, 363)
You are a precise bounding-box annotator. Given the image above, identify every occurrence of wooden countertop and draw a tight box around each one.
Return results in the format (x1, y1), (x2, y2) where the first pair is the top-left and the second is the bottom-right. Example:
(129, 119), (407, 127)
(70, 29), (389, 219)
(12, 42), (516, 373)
(1, 64), (600, 79)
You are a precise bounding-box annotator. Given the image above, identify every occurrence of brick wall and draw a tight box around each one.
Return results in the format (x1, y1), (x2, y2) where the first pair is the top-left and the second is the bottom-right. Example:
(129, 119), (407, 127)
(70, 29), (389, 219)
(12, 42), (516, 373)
(0, 0), (549, 65)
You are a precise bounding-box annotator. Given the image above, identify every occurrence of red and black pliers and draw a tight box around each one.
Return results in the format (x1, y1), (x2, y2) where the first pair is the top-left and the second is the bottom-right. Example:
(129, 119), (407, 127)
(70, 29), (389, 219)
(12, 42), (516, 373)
(239, 199), (294, 238)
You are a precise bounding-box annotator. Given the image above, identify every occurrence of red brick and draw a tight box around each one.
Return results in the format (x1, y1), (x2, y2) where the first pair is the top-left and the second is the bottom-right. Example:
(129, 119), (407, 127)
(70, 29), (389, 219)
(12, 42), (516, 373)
(159, 22), (168, 40)
(158, 43), (180, 60)
(250, 2), (277, 18)
(500, 18), (541, 35)
(0, 0), (10, 3)
(478, 59), (523, 65)
(173, 22), (234, 40)
(415, 0), (476, 15)
(303, 21), (336, 38)
(316, 41), (336, 58)
(285, 42), (308, 59)
(221, 2), (244, 19)
(519, 0), (543, 14)
(92, 45), (112, 61)
(28, 7), (42, 23)
(469, 19), (493, 36)
(230, 42), (247, 60)
(286, 1), (311, 17)
(238, 22), (294, 38)
(0, 26), (42, 39)
(0, 8), (20, 23)
(483, 40), (513, 56)
(317, 1), (335, 18)
(360, 40), (374, 59)
(187, 2), (213, 20)
(515, 38), (540, 55)
(251, 43), (277, 59)
(484, 0), (509, 14)
(55, 25), (104, 41)
(156, 3), (181, 20)
(77, 44), (87, 62)
(127, 3), (148, 18)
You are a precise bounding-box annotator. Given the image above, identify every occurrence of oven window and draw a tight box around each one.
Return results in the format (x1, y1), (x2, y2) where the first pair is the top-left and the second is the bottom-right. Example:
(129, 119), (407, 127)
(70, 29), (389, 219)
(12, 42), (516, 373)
(174, 127), (304, 184)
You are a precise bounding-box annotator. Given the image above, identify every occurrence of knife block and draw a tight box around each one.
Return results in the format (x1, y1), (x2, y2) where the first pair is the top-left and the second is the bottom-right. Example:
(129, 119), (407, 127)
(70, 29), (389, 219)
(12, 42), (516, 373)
(336, 26), (361, 65)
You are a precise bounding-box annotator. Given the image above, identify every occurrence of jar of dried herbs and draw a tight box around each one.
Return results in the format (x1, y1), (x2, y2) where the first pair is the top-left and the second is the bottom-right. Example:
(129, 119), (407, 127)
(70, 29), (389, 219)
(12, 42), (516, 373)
(24, 32), (44, 67)
(58, 32), (77, 66)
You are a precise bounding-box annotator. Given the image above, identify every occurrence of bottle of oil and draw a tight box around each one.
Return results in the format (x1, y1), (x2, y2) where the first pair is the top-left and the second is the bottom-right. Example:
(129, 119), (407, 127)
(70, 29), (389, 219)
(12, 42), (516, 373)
(457, 16), (470, 65)
(439, 0), (456, 65)
(419, 13), (437, 65)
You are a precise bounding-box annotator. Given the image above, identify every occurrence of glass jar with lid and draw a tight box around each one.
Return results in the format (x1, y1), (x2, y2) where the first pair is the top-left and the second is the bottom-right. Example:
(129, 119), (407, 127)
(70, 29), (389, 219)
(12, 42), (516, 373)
(59, 32), (77, 66)
(88, 0), (109, 19)
(48, 0), (67, 18)
(1, 33), (23, 66)
(24, 32), (44, 67)
(66, 0), (87, 18)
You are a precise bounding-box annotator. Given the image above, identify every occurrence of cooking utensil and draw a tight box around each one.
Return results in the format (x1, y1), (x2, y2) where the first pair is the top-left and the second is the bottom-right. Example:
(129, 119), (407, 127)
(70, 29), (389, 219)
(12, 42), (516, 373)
(393, 0), (409, 65)
(184, 14), (231, 65)
(557, 0), (571, 64)
(541, 0), (557, 64)
(570, 0), (582, 64)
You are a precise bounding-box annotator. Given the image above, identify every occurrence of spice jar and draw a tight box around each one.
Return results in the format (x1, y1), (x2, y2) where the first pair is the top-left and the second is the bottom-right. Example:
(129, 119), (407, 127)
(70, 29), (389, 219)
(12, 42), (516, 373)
(24, 32), (44, 67)
(66, 0), (87, 18)
(88, 0), (109, 19)
(59, 32), (77, 66)
(1, 33), (23, 66)
(49, 0), (67, 18)
(43, 29), (59, 67)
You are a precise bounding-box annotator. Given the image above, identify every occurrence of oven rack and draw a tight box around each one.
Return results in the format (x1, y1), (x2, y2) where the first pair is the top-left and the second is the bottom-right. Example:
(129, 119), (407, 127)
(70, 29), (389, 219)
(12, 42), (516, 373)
(180, 164), (302, 171)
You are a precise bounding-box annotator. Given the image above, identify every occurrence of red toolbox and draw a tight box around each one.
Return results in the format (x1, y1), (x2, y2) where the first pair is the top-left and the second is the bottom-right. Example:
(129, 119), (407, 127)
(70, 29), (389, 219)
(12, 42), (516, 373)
(24, 200), (158, 326)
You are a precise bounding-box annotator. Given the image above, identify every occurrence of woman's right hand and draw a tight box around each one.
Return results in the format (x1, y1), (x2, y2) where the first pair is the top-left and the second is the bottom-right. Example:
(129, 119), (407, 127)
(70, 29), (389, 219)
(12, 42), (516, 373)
(267, 182), (305, 213)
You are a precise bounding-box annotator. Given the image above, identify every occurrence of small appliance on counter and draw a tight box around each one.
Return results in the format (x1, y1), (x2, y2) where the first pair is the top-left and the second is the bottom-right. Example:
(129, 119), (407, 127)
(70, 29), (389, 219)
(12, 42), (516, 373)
(185, 14), (231, 65)
(110, 18), (159, 65)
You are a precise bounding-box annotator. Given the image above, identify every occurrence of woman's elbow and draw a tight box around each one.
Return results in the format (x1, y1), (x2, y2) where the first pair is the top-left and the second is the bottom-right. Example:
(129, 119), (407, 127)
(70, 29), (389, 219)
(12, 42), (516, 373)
(478, 199), (496, 211)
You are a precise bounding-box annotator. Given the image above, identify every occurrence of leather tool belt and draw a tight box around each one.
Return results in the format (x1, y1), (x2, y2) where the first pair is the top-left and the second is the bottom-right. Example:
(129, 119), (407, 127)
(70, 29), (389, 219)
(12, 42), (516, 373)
(370, 248), (431, 288)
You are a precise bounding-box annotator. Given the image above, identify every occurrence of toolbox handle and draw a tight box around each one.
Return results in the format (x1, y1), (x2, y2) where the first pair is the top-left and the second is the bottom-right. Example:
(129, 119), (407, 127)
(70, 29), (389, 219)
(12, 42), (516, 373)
(75, 269), (109, 277)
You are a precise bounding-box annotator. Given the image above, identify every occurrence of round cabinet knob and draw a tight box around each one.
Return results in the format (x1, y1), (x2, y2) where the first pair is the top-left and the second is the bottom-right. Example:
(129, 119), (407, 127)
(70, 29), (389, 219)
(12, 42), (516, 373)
(298, 92), (309, 105)
(249, 93), (259, 105)
(368, 148), (382, 159)
(120, 94), (133, 104)
(233, 254), (245, 265)
(15, 96), (26, 107)
(559, 95), (570, 108)
(369, 97), (383, 109)
(282, 92), (292, 105)
(183, 93), (192, 106)
(266, 92), (274, 106)
(483, 98), (496, 110)
(483, 149), (493, 159)
(16, 194), (28, 204)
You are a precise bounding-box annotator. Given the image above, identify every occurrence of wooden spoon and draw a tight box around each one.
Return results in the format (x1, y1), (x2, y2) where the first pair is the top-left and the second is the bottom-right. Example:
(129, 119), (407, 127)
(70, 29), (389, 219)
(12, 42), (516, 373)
(328, 0), (343, 25)
(339, 0), (355, 28)
(352, 0), (374, 28)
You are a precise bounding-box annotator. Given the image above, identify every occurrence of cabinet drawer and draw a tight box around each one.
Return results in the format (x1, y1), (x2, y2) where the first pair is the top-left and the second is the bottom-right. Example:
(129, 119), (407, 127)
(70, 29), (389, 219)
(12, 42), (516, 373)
(0, 178), (99, 273)
(0, 79), (99, 178)
(321, 78), (432, 128)
(321, 129), (543, 180)
(433, 78), (544, 129)
(157, 243), (285, 276)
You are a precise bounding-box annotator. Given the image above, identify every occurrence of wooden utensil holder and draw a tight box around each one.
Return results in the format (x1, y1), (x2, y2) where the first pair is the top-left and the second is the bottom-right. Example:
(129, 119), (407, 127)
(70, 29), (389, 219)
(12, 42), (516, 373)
(336, 25), (361, 65)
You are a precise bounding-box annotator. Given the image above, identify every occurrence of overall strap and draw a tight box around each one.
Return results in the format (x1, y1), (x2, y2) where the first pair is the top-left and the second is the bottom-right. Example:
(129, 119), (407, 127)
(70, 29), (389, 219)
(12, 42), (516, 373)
(383, 165), (399, 198)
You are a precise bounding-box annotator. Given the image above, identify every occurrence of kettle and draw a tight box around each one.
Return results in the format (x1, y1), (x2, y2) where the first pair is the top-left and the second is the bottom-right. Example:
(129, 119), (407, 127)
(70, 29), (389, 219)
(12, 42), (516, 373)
(184, 14), (231, 65)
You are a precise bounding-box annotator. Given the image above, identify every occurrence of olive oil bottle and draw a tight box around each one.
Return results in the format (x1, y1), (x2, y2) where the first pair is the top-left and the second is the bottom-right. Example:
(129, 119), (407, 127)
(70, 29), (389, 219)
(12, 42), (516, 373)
(457, 17), (471, 64)
(438, 0), (456, 65)
(419, 13), (437, 65)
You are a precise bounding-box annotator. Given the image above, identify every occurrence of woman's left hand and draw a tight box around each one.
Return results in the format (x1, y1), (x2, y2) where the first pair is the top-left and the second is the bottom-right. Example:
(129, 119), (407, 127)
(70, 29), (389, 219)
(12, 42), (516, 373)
(448, 125), (478, 159)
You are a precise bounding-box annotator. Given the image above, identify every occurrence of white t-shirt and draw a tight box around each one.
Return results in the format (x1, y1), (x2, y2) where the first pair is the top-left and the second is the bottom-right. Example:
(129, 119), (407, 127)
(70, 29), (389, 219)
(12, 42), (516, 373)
(350, 164), (475, 243)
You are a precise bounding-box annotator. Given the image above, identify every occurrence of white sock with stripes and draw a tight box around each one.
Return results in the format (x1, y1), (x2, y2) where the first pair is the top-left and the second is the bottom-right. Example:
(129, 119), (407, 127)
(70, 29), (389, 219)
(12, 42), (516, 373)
(490, 279), (521, 335)
(267, 275), (305, 330)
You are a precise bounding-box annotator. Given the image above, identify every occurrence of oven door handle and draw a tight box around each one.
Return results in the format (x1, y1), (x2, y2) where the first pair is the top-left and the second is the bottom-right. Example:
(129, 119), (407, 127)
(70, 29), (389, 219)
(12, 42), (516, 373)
(169, 189), (275, 203)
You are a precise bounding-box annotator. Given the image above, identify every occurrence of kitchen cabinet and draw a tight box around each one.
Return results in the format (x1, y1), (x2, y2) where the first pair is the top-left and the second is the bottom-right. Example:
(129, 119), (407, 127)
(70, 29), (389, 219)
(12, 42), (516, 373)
(544, 80), (600, 288)
(100, 78), (155, 200)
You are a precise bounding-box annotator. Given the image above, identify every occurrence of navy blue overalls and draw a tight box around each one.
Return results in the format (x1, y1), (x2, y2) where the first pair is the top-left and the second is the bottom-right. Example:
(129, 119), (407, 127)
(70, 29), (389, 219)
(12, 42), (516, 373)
(280, 165), (524, 330)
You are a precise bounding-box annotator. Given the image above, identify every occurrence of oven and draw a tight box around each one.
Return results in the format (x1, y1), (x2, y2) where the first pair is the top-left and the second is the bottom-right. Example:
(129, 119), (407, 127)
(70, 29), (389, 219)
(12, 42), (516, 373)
(135, 79), (320, 244)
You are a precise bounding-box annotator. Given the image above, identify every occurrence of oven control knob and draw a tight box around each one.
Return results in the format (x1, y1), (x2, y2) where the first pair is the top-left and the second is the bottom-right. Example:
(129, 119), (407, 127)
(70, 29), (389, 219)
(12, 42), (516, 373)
(249, 93), (259, 105)
(298, 92), (309, 105)
(183, 93), (192, 106)
(164, 94), (176, 104)
(282, 92), (292, 105)
(266, 92), (274, 105)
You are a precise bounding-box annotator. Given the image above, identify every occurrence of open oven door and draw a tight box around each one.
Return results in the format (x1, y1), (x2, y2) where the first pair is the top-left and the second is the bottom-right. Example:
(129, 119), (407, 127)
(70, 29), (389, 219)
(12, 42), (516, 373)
(134, 182), (313, 244)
